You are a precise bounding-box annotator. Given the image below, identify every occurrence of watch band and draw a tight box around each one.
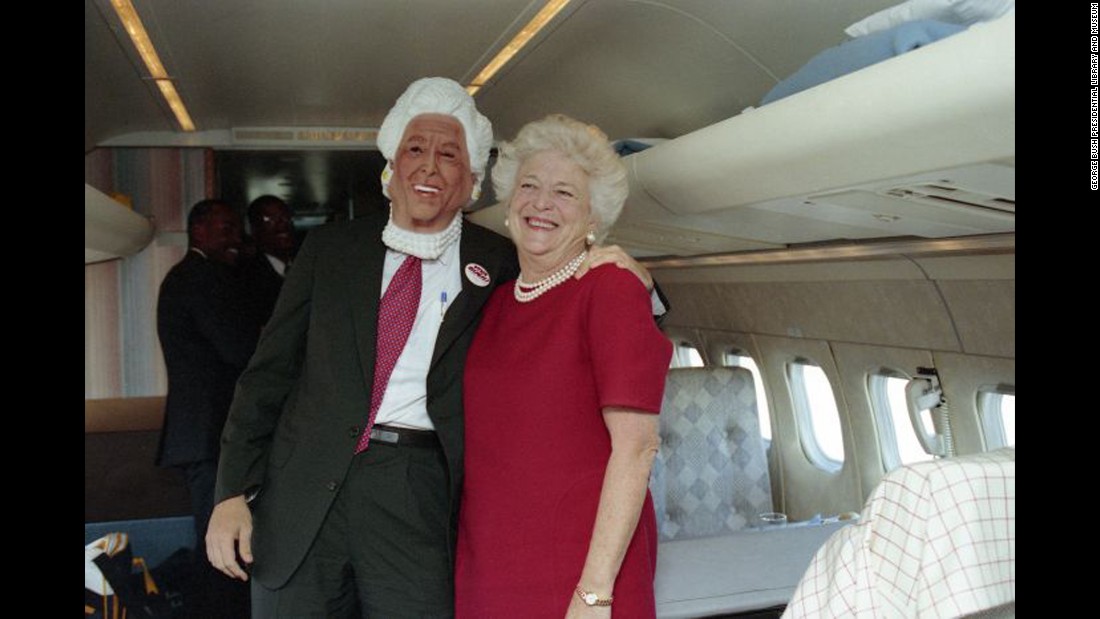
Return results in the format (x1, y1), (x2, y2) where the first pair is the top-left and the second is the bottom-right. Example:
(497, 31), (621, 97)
(575, 585), (613, 607)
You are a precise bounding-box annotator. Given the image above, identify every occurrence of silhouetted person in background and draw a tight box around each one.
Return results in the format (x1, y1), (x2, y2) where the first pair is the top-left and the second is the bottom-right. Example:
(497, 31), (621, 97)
(156, 198), (251, 618)
(242, 195), (297, 329)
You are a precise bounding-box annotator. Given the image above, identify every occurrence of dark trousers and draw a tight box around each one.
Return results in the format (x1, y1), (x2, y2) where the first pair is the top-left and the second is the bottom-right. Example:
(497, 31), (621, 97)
(181, 459), (251, 619)
(250, 441), (453, 619)
(182, 460), (217, 545)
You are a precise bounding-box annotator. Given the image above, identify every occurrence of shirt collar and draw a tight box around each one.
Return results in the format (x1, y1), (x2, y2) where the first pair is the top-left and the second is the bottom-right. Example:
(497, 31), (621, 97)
(264, 253), (288, 276)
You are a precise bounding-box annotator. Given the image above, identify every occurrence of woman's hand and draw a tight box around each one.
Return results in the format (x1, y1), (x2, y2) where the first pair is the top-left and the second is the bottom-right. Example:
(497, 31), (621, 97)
(565, 594), (612, 619)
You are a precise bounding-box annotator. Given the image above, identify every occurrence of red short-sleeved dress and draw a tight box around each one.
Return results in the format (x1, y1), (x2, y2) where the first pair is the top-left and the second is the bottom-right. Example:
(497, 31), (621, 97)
(456, 266), (672, 618)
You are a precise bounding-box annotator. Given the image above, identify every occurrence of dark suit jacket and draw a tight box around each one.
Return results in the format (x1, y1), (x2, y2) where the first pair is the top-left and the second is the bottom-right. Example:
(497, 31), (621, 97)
(215, 212), (518, 588)
(239, 252), (286, 331)
(156, 250), (258, 468)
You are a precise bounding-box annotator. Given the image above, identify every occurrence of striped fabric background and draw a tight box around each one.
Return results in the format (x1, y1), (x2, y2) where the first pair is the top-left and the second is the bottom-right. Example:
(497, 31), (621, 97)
(85, 148), (214, 399)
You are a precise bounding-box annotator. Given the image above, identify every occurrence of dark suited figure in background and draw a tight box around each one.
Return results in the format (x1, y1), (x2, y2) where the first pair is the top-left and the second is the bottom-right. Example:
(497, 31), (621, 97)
(241, 195), (297, 329)
(156, 198), (252, 618)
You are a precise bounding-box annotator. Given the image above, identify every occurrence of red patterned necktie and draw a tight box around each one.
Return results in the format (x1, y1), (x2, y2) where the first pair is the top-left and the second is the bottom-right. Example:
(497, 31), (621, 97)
(356, 254), (422, 453)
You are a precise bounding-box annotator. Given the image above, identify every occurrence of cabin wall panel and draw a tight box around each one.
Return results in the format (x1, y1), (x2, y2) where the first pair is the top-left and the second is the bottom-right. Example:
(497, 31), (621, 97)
(662, 280), (960, 351)
(85, 148), (210, 399)
(117, 150), (180, 396)
(85, 149), (113, 193)
(660, 283), (725, 330)
(120, 245), (162, 395)
(913, 255), (1015, 280)
(932, 352), (1015, 455)
(830, 342), (937, 502)
(753, 335), (863, 520)
(652, 259), (925, 284)
(655, 254), (1014, 523)
(937, 280), (1015, 358)
(682, 329), (1013, 519)
(85, 150), (121, 398)
(86, 261), (122, 398)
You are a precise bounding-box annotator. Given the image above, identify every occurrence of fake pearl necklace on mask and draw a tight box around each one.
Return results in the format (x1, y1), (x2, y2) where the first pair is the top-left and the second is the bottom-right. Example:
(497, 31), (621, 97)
(381, 206), (463, 260)
(514, 251), (588, 303)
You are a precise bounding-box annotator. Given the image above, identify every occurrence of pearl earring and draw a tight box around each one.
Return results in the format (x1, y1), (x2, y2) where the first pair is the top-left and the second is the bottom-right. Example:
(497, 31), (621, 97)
(585, 231), (596, 245)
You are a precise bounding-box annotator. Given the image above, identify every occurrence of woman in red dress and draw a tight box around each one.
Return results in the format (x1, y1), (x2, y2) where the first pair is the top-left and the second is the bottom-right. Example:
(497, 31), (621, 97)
(457, 114), (672, 618)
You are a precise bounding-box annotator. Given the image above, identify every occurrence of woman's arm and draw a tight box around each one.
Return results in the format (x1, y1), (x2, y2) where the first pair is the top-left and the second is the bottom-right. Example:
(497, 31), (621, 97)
(567, 407), (661, 618)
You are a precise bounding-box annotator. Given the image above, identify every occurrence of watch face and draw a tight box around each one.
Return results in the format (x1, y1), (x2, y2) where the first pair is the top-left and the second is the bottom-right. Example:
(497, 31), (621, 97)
(583, 593), (598, 605)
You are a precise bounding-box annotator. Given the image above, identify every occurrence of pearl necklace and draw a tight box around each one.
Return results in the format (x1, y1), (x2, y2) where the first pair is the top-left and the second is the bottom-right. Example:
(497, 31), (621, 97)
(514, 251), (587, 303)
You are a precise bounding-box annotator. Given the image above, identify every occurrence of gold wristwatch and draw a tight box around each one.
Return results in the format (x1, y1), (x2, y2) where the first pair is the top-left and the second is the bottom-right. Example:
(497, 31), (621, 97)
(575, 586), (613, 607)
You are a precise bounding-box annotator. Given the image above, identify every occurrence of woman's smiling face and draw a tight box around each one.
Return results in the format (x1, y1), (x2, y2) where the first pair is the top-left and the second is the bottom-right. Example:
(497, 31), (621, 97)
(507, 149), (596, 266)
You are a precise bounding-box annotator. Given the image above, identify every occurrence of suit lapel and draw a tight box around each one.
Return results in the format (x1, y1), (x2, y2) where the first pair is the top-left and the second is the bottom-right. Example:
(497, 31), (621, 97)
(348, 218), (388, 384)
(430, 223), (512, 370)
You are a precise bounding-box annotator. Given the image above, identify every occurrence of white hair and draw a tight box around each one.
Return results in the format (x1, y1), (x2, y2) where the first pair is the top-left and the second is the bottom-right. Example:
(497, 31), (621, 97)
(492, 114), (627, 242)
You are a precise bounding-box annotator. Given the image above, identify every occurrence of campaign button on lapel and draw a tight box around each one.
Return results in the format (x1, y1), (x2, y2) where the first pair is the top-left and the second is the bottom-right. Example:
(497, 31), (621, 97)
(465, 263), (491, 287)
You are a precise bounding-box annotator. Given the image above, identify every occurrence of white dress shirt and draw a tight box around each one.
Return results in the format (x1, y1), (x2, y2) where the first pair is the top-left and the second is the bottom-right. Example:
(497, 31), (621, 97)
(264, 253), (288, 277)
(372, 240), (462, 430)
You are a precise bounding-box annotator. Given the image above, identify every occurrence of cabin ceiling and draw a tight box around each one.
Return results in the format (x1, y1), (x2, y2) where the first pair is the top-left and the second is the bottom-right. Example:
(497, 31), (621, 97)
(85, 0), (896, 150)
(86, 0), (1014, 257)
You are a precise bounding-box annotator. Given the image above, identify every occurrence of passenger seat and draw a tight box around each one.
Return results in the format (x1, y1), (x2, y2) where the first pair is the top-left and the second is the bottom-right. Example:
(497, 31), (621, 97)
(650, 366), (773, 540)
(652, 367), (852, 618)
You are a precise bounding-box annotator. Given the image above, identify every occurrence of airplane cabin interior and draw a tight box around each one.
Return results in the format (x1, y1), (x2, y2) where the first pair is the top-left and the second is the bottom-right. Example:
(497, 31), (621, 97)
(86, 1), (1015, 617)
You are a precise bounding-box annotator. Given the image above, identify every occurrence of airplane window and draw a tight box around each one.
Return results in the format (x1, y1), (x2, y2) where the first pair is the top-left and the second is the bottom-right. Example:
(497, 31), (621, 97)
(788, 361), (844, 472)
(670, 342), (704, 368)
(869, 373), (936, 471)
(978, 389), (1016, 448)
(722, 352), (772, 441)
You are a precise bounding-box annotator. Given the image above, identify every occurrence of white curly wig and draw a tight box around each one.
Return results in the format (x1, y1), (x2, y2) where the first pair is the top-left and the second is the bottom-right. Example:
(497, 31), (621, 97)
(376, 77), (494, 200)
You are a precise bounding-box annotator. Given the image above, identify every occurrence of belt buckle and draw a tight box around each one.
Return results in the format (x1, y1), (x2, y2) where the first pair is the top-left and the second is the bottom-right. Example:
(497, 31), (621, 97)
(371, 428), (400, 444)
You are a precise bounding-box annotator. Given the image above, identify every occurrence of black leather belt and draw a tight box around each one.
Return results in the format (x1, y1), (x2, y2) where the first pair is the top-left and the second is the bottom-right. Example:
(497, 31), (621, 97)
(369, 424), (441, 449)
